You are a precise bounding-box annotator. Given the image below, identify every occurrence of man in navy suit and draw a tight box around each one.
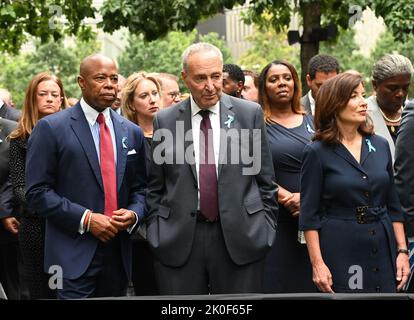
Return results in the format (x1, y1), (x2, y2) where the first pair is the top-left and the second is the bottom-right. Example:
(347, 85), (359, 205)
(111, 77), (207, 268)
(25, 54), (147, 299)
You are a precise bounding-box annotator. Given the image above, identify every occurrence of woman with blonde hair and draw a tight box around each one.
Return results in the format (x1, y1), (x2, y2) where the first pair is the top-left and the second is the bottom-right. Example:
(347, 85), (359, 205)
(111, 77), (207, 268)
(121, 71), (161, 295)
(122, 72), (162, 137)
(9, 72), (67, 299)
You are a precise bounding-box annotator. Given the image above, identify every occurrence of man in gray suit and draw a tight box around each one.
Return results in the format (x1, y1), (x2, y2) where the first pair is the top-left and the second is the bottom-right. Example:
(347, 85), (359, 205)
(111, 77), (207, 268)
(146, 43), (278, 295)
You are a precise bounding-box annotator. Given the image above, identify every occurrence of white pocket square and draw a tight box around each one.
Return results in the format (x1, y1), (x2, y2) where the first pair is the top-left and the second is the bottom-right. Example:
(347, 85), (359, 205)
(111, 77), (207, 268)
(127, 149), (137, 155)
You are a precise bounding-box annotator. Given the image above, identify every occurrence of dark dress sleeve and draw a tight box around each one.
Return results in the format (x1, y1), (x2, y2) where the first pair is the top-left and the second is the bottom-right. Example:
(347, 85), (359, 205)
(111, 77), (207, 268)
(9, 138), (27, 206)
(299, 143), (324, 230)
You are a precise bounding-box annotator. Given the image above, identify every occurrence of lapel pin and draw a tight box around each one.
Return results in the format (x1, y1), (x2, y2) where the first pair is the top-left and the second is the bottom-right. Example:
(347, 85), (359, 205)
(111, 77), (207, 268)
(306, 123), (315, 134)
(122, 137), (128, 149)
(224, 115), (234, 128)
(365, 138), (376, 153)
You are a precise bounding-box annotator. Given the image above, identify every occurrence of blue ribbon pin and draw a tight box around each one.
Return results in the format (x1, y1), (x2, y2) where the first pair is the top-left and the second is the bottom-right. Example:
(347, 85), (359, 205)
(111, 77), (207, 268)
(306, 123), (315, 134)
(122, 137), (128, 149)
(365, 138), (376, 152)
(224, 115), (234, 128)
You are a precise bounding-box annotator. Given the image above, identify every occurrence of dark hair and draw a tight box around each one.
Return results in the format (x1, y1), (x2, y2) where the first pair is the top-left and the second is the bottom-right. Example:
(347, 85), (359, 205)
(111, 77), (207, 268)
(307, 54), (340, 80)
(313, 73), (373, 144)
(258, 60), (304, 122)
(243, 69), (259, 88)
(223, 64), (245, 84)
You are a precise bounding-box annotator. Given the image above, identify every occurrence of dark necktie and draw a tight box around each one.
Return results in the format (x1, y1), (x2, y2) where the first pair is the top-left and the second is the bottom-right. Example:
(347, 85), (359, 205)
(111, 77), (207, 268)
(97, 113), (117, 217)
(199, 109), (218, 221)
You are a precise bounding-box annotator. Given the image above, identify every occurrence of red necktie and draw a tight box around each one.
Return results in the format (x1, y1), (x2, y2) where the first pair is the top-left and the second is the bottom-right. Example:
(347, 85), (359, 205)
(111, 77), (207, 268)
(97, 113), (117, 217)
(199, 109), (218, 221)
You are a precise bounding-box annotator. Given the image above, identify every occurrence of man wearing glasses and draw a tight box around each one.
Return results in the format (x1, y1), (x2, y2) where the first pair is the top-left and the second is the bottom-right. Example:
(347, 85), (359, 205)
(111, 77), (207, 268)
(157, 73), (181, 108)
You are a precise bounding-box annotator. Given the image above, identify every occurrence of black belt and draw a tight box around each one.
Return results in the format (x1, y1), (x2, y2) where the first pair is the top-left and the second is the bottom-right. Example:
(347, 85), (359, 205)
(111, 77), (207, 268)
(196, 210), (219, 223)
(326, 205), (387, 224)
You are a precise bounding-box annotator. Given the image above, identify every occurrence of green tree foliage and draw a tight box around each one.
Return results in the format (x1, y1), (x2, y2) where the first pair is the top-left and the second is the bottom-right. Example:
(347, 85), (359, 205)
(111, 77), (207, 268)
(238, 27), (300, 74)
(0, 35), (100, 108)
(320, 28), (370, 77)
(370, 0), (414, 42)
(118, 30), (232, 91)
(0, 0), (95, 53)
(99, 0), (414, 92)
(321, 28), (414, 97)
(100, 0), (245, 41)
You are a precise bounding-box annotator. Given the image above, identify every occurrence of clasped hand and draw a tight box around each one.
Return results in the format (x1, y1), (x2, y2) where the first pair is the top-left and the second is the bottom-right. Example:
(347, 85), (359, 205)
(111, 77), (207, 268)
(89, 209), (137, 243)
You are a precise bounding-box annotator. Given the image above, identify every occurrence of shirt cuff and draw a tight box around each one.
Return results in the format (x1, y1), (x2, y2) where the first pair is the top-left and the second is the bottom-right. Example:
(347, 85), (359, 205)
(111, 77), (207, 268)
(127, 211), (139, 234)
(78, 209), (90, 234)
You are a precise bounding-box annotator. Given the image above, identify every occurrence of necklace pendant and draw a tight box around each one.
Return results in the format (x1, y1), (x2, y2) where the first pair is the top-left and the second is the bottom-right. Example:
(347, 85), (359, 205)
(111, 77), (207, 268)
(390, 125), (395, 133)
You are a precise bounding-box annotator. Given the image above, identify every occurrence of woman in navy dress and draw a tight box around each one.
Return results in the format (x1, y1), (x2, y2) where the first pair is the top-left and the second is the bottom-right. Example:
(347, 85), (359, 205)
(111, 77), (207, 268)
(300, 73), (410, 293)
(259, 60), (315, 293)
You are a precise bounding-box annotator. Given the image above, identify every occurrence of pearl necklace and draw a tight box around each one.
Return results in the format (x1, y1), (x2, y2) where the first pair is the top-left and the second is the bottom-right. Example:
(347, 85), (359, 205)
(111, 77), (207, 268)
(379, 107), (402, 123)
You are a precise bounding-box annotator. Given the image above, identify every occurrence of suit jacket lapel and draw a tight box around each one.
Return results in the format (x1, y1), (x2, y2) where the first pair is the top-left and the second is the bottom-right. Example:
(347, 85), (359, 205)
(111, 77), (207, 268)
(70, 104), (104, 191)
(178, 99), (197, 182)
(111, 111), (128, 191)
(218, 95), (235, 178)
(360, 136), (373, 166)
(333, 142), (367, 174)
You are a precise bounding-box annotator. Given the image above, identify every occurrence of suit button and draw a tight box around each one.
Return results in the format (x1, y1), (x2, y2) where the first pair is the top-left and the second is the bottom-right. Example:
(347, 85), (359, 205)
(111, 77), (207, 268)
(362, 175), (367, 179)
(364, 191), (369, 197)
(373, 267), (379, 272)
(370, 229), (376, 235)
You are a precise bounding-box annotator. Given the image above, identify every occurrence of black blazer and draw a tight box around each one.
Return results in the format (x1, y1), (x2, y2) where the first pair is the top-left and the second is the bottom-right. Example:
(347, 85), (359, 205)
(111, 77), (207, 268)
(395, 100), (414, 237)
(0, 118), (18, 244)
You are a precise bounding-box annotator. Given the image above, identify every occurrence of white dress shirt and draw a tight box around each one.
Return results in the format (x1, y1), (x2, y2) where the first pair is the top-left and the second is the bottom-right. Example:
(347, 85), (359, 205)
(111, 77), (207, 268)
(307, 90), (316, 115)
(80, 98), (117, 162)
(78, 98), (137, 233)
(190, 96), (220, 207)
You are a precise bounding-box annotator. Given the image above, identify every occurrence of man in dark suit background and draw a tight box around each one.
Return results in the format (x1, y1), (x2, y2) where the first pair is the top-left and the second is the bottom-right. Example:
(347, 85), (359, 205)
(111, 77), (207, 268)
(0, 90), (20, 121)
(25, 54), (147, 299)
(395, 100), (414, 292)
(300, 54), (339, 115)
(146, 43), (278, 295)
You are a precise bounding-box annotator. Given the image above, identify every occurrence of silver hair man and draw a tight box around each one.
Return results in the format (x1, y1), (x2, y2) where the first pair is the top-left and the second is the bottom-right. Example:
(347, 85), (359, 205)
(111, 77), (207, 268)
(372, 54), (413, 83)
(181, 42), (223, 72)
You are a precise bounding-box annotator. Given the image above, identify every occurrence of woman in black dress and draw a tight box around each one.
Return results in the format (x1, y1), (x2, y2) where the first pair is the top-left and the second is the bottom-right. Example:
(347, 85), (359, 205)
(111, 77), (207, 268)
(300, 73), (410, 293)
(121, 72), (162, 295)
(9, 72), (67, 299)
(259, 60), (315, 292)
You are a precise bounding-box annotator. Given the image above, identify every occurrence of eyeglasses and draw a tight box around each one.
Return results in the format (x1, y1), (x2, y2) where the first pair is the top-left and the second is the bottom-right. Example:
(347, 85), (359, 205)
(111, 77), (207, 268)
(167, 91), (181, 99)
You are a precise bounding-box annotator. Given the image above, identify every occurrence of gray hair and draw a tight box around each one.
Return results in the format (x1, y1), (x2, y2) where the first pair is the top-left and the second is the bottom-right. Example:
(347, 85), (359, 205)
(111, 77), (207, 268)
(372, 54), (413, 83)
(181, 42), (223, 72)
